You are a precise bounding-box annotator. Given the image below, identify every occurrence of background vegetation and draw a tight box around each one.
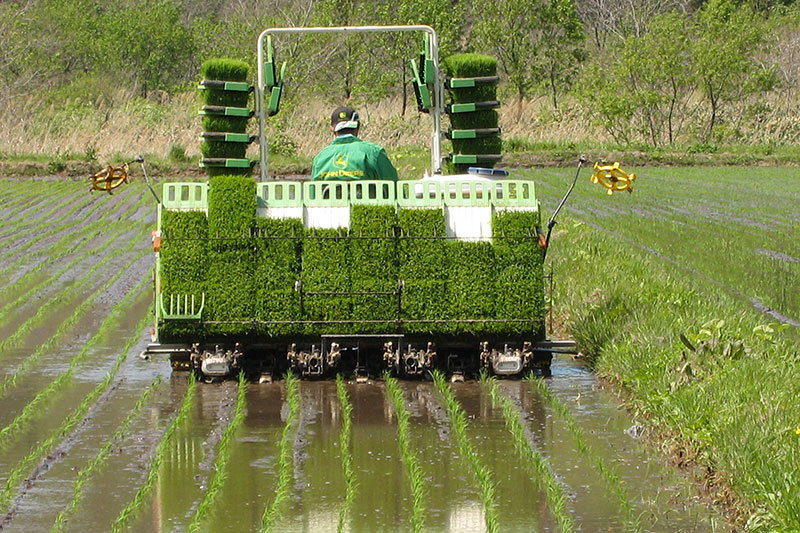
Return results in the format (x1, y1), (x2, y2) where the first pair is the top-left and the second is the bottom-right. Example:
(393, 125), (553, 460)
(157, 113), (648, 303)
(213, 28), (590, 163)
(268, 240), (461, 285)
(0, 0), (798, 172)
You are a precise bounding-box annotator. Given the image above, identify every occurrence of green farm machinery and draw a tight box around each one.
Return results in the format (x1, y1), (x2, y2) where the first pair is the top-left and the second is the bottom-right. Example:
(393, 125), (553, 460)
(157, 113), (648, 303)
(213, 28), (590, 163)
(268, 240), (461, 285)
(142, 25), (577, 381)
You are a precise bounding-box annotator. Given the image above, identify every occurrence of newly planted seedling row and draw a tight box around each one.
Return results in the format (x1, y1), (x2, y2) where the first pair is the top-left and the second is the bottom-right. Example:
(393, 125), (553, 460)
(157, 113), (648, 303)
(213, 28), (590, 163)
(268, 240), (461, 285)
(112, 373), (198, 532)
(0, 272), (152, 450)
(384, 374), (427, 532)
(51, 375), (163, 532)
(260, 372), (300, 532)
(189, 372), (247, 532)
(526, 375), (640, 532)
(481, 373), (574, 532)
(432, 370), (499, 532)
(0, 225), (152, 396)
(0, 302), (155, 516)
(0, 183), (149, 297)
(335, 375), (355, 533)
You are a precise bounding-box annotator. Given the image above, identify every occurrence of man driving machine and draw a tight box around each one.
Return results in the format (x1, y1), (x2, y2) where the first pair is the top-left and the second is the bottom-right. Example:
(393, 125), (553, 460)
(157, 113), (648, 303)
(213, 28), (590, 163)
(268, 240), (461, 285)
(311, 106), (398, 181)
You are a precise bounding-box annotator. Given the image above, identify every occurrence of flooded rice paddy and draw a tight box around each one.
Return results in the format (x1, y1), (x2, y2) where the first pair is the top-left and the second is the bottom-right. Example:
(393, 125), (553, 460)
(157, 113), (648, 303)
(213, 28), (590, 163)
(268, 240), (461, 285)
(0, 178), (731, 531)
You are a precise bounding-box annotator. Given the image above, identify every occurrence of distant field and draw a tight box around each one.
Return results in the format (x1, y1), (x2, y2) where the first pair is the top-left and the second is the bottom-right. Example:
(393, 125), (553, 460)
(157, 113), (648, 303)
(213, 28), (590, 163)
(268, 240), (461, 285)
(530, 165), (800, 329)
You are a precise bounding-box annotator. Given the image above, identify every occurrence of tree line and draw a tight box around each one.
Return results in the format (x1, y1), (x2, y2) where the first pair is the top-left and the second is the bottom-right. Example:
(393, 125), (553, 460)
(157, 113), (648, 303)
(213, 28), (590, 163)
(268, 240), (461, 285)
(1, 0), (798, 147)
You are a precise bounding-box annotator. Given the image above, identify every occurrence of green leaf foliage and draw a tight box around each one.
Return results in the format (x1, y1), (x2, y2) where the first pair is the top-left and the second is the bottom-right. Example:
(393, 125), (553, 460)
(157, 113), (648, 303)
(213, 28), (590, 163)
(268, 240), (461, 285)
(398, 208), (448, 334)
(207, 175), (256, 241)
(159, 210), (208, 341)
(253, 217), (304, 337)
(446, 241), (495, 335)
(492, 210), (545, 336)
(350, 205), (399, 333)
(301, 228), (351, 334)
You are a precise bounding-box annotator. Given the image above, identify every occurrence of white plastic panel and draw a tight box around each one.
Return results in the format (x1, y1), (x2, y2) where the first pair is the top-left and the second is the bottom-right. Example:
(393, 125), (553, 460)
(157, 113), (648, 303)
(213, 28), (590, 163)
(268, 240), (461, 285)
(445, 206), (492, 242)
(304, 206), (351, 229)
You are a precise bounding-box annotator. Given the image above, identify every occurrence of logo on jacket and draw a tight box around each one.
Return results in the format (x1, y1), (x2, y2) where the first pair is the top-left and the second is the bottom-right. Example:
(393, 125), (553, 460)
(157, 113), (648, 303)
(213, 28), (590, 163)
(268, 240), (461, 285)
(334, 154), (348, 169)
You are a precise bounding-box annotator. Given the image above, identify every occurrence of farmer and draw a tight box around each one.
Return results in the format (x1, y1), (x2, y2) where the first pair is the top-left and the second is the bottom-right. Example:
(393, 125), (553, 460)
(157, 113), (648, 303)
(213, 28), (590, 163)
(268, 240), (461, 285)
(311, 106), (398, 181)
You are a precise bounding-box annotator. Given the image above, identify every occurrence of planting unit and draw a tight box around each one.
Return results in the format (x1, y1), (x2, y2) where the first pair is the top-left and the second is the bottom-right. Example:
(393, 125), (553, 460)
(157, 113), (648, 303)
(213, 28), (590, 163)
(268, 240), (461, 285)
(151, 177), (559, 379)
(144, 25), (575, 380)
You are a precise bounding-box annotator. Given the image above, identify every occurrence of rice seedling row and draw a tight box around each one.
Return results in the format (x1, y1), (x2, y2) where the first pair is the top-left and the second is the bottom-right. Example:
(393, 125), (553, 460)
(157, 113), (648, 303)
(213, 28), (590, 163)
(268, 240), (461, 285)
(0, 304), (154, 516)
(0, 186), (151, 306)
(0, 181), (70, 229)
(50, 375), (163, 532)
(0, 182), (141, 281)
(0, 183), (115, 266)
(335, 375), (355, 533)
(525, 374), (639, 532)
(0, 184), (143, 287)
(0, 233), (151, 397)
(260, 372), (300, 532)
(530, 167), (800, 325)
(111, 374), (198, 532)
(0, 180), (71, 223)
(480, 373), (575, 532)
(432, 370), (499, 532)
(0, 271), (152, 449)
(383, 374), (427, 532)
(0, 210), (152, 330)
(189, 371), (247, 532)
(0, 223), (151, 361)
(0, 181), (85, 241)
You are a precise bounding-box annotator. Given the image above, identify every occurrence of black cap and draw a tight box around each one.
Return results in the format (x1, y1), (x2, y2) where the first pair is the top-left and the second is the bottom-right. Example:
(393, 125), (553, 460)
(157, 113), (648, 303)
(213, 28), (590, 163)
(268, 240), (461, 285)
(330, 106), (359, 132)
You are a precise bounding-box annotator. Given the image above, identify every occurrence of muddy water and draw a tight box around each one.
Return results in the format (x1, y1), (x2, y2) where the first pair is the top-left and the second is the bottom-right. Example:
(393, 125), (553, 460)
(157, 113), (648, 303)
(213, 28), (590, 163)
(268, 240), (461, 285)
(2, 355), (729, 532)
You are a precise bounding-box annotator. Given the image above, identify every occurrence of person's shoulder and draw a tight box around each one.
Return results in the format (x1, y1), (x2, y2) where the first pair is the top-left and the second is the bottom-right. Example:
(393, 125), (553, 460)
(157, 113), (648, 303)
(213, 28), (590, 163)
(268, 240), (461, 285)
(353, 138), (387, 153)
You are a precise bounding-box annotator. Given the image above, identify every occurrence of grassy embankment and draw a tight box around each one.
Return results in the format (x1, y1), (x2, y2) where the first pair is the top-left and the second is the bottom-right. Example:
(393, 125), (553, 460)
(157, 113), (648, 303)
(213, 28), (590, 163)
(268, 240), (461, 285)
(3, 90), (800, 180)
(537, 165), (799, 530)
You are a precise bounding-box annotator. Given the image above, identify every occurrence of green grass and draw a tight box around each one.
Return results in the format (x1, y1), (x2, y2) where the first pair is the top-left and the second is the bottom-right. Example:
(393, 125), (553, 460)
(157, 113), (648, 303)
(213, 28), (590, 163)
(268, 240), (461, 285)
(546, 213), (799, 530)
(432, 370), (498, 532)
(335, 375), (356, 532)
(384, 374), (426, 531)
(112, 373), (197, 532)
(260, 372), (300, 531)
